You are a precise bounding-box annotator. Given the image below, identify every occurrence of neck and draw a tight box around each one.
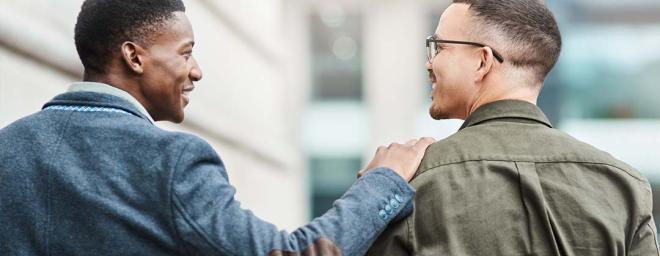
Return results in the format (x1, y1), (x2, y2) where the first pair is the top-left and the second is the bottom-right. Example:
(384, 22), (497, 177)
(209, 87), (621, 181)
(84, 71), (129, 90)
(466, 83), (539, 117)
(83, 70), (151, 115)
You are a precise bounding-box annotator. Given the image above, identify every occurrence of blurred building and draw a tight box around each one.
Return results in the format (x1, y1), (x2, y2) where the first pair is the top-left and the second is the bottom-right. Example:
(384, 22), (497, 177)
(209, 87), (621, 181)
(546, 0), (660, 229)
(300, 0), (465, 217)
(2, 0), (660, 233)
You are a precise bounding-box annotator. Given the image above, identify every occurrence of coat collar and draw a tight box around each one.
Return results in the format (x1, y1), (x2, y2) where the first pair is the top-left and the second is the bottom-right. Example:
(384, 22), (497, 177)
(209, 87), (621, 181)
(67, 82), (155, 123)
(42, 91), (154, 125)
(459, 100), (552, 130)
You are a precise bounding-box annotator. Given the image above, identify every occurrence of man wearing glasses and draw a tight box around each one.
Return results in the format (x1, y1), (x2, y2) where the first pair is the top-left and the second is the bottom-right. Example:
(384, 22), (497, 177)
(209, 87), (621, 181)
(0, 0), (436, 255)
(368, 0), (659, 255)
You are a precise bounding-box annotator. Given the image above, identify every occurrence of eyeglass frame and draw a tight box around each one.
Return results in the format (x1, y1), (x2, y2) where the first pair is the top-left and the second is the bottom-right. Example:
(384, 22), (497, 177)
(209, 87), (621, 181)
(426, 35), (505, 63)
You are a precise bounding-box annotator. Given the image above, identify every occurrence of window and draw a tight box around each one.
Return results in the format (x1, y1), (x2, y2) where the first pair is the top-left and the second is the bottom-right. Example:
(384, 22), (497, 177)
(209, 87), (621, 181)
(309, 156), (362, 218)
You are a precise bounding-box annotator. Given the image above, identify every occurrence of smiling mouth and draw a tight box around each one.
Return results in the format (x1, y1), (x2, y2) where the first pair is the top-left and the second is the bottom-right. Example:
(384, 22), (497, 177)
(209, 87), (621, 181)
(182, 86), (195, 95)
(181, 86), (194, 105)
(428, 69), (437, 99)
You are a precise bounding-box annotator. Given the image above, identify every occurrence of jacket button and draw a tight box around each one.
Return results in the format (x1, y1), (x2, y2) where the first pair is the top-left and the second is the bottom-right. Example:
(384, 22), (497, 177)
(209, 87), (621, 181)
(390, 198), (400, 209)
(378, 210), (387, 220)
(385, 204), (392, 214)
(394, 194), (403, 203)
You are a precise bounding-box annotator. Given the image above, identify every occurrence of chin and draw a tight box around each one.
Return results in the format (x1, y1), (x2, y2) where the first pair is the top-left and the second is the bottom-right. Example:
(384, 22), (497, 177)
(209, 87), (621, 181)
(429, 105), (449, 120)
(162, 110), (185, 123)
(172, 114), (185, 123)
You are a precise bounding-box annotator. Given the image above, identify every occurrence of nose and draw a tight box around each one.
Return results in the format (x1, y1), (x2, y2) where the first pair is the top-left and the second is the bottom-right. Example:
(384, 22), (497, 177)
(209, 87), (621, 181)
(190, 57), (203, 82)
(425, 59), (432, 69)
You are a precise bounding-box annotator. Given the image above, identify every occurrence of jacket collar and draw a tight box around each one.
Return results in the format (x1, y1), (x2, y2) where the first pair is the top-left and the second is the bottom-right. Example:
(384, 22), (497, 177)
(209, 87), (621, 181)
(42, 91), (154, 125)
(67, 82), (155, 123)
(459, 100), (552, 130)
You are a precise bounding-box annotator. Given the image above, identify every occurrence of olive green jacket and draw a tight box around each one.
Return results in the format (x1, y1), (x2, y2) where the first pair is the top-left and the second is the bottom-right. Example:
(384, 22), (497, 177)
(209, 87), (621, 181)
(368, 100), (659, 256)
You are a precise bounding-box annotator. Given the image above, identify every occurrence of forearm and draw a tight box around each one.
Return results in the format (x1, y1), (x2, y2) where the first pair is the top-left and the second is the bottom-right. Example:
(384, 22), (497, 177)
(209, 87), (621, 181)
(173, 167), (414, 255)
(171, 137), (416, 255)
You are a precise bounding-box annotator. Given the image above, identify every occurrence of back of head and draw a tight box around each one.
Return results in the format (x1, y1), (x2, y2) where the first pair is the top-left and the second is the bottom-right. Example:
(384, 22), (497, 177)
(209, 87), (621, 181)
(454, 0), (562, 82)
(74, 0), (185, 75)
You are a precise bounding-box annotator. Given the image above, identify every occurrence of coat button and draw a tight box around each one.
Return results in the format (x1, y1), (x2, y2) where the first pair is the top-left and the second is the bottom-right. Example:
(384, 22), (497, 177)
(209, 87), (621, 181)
(390, 198), (400, 209)
(394, 194), (403, 203)
(378, 210), (387, 220)
(385, 204), (392, 214)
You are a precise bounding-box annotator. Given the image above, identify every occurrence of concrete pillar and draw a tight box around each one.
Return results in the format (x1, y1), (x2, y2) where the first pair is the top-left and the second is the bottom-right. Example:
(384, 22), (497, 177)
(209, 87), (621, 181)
(364, 0), (427, 152)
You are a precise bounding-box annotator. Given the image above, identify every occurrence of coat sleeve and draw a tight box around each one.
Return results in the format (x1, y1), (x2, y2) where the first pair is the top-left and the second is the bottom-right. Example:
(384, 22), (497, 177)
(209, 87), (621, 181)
(629, 181), (660, 256)
(169, 137), (415, 256)
(629, 218), (660, 256)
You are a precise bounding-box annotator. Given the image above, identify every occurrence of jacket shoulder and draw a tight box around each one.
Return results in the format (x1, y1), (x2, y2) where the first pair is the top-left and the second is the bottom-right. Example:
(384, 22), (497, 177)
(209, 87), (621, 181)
(415, 124), (643, 182)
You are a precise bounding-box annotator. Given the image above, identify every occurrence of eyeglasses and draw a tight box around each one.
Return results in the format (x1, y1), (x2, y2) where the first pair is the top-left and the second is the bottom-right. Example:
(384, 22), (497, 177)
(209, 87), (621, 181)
(426, 36), (504, 63)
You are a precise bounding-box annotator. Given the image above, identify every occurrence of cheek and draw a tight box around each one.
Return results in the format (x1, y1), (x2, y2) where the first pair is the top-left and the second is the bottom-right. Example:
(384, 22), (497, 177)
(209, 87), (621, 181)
(168, 60), (189, 80)
(151, 60), (186, 102)
(433, 60), (457, 87)
(442, 60), (472, 84)
(153, 55), (187, 77)
(433, 62), (469, 99)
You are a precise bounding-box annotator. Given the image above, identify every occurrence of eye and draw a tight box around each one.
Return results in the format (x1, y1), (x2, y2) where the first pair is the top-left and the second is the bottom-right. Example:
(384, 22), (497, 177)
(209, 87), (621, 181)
(182, 51), (192, 59)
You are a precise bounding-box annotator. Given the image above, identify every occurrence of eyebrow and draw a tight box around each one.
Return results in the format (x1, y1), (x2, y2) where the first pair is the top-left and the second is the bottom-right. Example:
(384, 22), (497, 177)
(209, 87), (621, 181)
(179, 40), (195, 50)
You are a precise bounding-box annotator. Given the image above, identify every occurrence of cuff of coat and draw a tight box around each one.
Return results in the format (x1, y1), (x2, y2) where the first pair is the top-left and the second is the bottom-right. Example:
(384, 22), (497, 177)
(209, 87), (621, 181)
(360, 167), (415, 223)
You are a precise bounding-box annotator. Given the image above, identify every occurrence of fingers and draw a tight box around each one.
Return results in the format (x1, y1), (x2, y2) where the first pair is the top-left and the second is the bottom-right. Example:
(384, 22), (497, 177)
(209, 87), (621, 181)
(413, 137), (436, 153)
(358, 137), (436, 180)
(404, 139), (418, 146)
(386, 143), (403, 150)
(359, 145), (388, 179)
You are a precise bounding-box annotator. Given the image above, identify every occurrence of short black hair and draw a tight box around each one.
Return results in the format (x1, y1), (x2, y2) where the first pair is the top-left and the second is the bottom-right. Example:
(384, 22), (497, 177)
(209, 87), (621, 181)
(453, 0), (561, 81)
(74, 0), (186, 74)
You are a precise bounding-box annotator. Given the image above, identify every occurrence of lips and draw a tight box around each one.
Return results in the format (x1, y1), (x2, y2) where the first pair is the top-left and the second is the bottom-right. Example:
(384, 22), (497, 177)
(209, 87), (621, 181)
(182, 85), (195, 95)
(182, 85), (194, 105)
(428, 69), (437, 99)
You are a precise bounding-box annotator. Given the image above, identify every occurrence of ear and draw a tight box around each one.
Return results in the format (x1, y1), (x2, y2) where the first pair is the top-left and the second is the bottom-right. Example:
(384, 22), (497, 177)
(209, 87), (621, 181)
(120, 41), (145, 75)
(474, 47), (495, 83)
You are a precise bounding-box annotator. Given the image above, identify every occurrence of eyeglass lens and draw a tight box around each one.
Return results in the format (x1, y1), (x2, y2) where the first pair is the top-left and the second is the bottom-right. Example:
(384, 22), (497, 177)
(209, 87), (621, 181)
(427, 41), (437, 61)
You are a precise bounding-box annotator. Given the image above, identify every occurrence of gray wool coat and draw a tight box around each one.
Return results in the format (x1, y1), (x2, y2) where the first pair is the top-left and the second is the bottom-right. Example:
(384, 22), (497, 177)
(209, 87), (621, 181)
(0, 91), (414, 255)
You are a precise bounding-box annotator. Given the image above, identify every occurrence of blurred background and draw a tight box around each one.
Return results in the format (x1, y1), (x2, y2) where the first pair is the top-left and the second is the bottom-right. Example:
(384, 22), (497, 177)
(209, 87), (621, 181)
(1, 0), (660, 232)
